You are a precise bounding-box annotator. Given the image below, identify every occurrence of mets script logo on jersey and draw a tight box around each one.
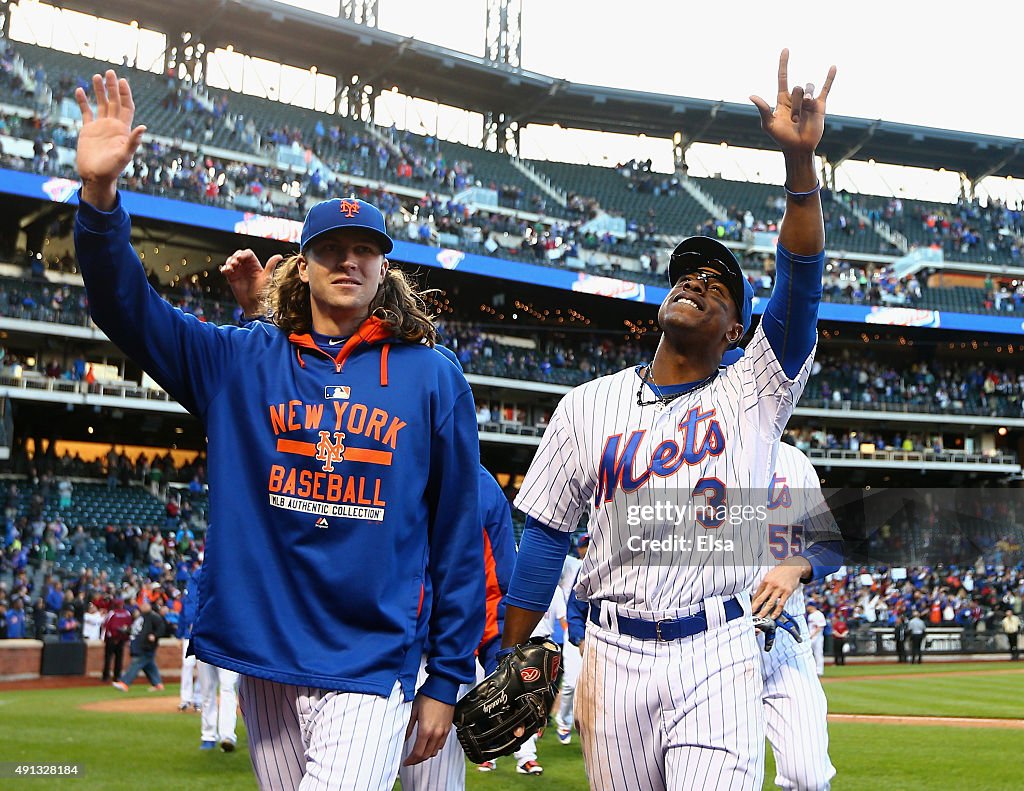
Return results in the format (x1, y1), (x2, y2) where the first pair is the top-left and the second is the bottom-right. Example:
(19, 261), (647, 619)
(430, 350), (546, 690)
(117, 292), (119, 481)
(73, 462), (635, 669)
(596, 406), (725, 505)
(520, 667), (540, 683)
(768, 474), (792, 510)
(339, 199), (360, 218)
(315, 431), (347, 472)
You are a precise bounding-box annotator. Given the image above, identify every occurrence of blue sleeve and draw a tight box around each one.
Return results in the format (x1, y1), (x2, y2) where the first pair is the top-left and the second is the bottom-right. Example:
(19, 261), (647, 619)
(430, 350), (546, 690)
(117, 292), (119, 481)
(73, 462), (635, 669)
(761, 244), (824, 378)
(566, 587), (589, 646)
(479, 468), (517, 675)
(798, 540), (844, 581)
(74, 191), (246, 417)
(419, 384), (485, 704)
(505, 517), (572, 612)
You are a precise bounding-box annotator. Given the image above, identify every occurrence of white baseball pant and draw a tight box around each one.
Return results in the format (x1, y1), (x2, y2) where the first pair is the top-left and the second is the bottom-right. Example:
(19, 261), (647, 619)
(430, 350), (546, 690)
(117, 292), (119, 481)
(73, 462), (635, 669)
(398, 658), (467, 791)
(576, 597), (765, 791)
(759, 618), (835, 790)
(239, 675), (409, 791)
(179, 638), (200, 707)
(556, 640), (583, 732)
(199, 662), (239, 746)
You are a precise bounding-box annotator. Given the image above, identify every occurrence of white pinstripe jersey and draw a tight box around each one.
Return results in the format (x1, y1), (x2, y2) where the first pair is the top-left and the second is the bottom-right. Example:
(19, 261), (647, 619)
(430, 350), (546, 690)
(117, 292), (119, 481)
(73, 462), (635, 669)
(752, 442), (840, 619)
(514, 323), (814, 611)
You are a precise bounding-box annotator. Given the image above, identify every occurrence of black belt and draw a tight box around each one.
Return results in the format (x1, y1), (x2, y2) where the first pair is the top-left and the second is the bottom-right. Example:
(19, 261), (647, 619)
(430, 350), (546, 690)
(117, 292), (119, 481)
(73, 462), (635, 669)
(589, 597), (744, 641)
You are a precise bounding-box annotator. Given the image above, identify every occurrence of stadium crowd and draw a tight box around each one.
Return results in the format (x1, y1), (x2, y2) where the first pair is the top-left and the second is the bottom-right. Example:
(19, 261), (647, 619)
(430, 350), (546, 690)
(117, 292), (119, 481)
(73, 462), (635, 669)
(1, 289), (1024, 418)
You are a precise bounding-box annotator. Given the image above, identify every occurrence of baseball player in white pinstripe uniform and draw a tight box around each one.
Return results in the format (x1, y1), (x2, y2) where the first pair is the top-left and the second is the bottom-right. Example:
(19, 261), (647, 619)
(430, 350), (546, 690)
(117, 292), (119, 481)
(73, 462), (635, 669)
(752, 439), (839, 790)
(495, 50), (837, 791)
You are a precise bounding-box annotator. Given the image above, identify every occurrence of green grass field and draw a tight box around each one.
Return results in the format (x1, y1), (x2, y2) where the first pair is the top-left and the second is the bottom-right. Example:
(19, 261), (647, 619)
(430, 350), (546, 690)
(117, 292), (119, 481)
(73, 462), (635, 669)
(0, 662), (1021, 790)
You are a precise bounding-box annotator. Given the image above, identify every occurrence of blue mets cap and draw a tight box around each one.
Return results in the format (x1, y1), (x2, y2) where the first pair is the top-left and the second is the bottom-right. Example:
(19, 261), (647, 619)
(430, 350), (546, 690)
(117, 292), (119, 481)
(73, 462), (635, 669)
(668, 236), (753, 342)
(300, 198), (394, 254)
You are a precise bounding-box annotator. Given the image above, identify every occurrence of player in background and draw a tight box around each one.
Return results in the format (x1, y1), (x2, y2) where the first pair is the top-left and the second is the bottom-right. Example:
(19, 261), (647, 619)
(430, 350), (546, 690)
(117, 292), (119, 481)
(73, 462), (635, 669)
(199, 662), (241, 752)
(177, 556), (202, 713)
(399, 346), (518, 791)
(806, 603), (827, 675)
(555, 534), (589, 744)
(752, 437), (839, 790)
(73, 71), (483, 791)
(493, 50), (836, 791)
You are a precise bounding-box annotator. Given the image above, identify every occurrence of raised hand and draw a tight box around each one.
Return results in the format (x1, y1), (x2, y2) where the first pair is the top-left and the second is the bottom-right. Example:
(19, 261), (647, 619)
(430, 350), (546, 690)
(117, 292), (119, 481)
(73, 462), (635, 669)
(750, 49), (836, 156)
(220, 249), (283, 317)
(74, 70), (147, 209)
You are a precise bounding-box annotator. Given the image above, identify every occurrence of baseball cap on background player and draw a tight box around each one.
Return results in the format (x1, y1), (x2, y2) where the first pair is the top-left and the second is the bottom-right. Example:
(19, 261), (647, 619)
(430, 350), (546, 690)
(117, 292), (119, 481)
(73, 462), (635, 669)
(299, 198), (394, 255)
(667, 237), (753, 345)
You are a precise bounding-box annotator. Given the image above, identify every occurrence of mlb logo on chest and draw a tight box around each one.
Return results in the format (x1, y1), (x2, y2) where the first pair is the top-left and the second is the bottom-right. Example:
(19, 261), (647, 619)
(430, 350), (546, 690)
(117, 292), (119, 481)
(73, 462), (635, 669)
(326, 385), (351, 400)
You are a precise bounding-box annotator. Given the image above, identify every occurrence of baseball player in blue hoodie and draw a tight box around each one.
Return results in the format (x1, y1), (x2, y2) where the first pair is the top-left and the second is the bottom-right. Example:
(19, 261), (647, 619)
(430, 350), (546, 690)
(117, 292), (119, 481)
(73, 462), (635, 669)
(73, 71), (484, 791)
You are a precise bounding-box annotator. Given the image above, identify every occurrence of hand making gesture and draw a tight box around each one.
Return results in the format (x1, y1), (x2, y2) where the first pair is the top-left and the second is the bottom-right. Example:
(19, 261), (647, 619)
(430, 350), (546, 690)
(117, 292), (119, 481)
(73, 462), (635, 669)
(221, 249), (284, 318)
(750, 49), (836, 156)
(74, 70), (147, 210)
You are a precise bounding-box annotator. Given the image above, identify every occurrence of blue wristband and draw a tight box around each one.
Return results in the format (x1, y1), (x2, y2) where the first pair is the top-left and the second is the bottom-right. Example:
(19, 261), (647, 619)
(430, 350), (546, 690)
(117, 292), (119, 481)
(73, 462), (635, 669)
(784, 180), (821, 198)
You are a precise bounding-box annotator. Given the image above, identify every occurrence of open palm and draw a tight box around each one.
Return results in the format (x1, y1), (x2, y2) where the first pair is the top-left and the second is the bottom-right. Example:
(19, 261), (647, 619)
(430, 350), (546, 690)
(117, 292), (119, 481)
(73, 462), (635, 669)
(750, 49), (836, 155)
(74, 71), (146, 185)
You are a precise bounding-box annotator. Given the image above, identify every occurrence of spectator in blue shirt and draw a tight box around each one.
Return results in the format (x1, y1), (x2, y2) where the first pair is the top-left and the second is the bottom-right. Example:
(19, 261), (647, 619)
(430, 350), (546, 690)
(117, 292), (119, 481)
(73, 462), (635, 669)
(45, 581), (64, 613)
(58, 608), (79, 642)
(6, 599), (26, 638)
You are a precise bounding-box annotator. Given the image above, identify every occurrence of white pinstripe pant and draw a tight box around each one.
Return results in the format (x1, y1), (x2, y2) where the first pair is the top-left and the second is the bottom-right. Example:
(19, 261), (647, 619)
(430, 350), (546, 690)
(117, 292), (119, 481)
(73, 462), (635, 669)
(576, 600), (765, 791)
(398, 658), (468, 791)
(238, 675), (410, 791)
(759, 618), (835, 791)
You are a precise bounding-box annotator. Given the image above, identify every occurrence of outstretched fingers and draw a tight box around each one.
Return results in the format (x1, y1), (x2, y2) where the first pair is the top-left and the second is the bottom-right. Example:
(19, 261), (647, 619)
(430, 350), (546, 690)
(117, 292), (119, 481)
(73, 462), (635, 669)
(776, 48), (790, 97)
(104, 71), (121, 119)
(91, 73), (107, 118)
(818, 65), (837, 104)
(74, 87), (93, 124)
(749, 94), (774, 131)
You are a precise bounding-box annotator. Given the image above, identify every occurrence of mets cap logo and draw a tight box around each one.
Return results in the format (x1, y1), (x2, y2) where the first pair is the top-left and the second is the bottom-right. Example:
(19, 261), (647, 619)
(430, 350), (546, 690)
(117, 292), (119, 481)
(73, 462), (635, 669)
(520, 667), (540, 683)
(339, 199), (361, 218)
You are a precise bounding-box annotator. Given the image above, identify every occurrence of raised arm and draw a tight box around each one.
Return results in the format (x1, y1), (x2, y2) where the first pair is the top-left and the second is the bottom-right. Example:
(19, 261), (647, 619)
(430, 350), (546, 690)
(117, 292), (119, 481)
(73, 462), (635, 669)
(75, 71), (147, 211)
(750, 49), (836, 255)
(750, 50), (837, 376)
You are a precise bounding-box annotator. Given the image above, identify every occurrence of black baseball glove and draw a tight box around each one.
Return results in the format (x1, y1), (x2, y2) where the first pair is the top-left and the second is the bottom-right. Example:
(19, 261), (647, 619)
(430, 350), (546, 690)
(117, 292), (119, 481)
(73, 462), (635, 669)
(753, 611), (804, 652)
(453, 637), (561, 764)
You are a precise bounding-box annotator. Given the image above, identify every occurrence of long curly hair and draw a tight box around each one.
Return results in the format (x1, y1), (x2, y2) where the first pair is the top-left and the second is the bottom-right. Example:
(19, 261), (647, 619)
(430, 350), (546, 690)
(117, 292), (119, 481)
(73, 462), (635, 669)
(265, 255), (438, 344)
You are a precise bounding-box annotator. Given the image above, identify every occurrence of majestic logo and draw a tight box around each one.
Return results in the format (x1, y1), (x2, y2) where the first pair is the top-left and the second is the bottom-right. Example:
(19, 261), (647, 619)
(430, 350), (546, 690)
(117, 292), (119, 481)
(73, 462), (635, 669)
(339, 199), (361, 218)
(595, 406), (725, 505)
(315, 517), (329, 529)
(520, 667), (540, 683)
(315, 431), (347, 472)
(482, 690), (508, 714)
(325, 386), (351, 400)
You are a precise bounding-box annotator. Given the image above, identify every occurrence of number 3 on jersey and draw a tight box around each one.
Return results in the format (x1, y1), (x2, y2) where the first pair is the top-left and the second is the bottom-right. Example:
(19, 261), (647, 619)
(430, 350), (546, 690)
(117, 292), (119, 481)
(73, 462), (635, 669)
(691, 477), (726, 529)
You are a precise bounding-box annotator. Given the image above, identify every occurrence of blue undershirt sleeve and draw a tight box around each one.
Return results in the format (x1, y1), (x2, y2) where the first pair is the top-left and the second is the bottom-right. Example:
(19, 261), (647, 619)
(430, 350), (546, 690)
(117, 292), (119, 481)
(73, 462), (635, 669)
(799, 540), (845, 581)
(505, 517), (572, 612)
(760, 244), (824, 379)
